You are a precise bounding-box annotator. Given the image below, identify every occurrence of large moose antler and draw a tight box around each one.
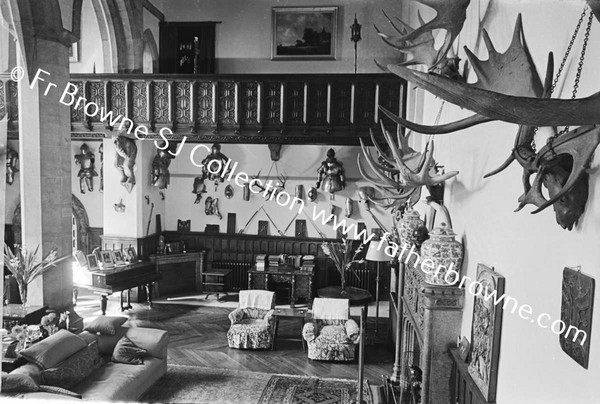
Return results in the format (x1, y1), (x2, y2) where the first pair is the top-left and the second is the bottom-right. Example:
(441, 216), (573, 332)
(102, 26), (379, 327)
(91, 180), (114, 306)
(380, 0), (471, 68)
(380, 8), (600, 230)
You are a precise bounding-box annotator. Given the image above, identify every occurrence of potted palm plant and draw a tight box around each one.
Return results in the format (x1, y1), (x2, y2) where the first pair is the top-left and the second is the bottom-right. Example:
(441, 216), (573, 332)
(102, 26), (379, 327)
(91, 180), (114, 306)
(3, 244), (70, 307)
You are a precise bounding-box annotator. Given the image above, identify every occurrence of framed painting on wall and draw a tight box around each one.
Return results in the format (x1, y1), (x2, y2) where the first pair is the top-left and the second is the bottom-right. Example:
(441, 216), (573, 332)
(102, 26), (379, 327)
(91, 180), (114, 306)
(271, 6), (338, 60)
(468, 263), (505, 403)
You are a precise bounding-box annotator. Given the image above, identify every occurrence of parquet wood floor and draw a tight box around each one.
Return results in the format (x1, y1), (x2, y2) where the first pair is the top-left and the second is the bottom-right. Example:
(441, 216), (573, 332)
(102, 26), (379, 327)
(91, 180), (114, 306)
(75, 291), (395, 385)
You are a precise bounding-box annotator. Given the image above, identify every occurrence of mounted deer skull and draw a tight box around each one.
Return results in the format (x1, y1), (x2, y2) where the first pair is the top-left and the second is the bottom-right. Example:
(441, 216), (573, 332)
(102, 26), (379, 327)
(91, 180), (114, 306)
(379, 9), (600, 230)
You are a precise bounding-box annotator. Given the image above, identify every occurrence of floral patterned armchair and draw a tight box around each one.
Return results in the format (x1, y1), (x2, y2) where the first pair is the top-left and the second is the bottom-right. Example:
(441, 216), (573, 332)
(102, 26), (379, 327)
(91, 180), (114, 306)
(302, 298), (360, 361)
(227, 290), (276, 349)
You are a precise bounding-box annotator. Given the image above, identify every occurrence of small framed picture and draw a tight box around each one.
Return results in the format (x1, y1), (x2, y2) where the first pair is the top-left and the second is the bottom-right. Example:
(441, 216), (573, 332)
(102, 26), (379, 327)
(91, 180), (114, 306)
(126, 247), (137, 263)
(86, 254), (99, 271)
(112, 250), (126, 266)
(74, 250), (87, 268)
(100, 250), (114, 268)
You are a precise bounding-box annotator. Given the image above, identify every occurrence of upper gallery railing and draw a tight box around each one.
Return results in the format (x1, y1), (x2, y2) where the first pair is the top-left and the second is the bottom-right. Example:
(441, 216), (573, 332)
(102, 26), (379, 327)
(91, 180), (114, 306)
(0, 73), (405, 145)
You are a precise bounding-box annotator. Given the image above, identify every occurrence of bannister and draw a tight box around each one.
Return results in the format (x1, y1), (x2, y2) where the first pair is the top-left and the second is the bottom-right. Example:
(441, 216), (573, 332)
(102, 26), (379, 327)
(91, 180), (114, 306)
(1, 73), (405, 145)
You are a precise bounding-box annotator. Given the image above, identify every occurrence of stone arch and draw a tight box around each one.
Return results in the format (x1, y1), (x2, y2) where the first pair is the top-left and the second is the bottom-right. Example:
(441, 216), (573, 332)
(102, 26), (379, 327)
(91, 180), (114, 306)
(142, 29), (159, 73)
(89, 0), (143, 73)
(12, 195), (91, 253)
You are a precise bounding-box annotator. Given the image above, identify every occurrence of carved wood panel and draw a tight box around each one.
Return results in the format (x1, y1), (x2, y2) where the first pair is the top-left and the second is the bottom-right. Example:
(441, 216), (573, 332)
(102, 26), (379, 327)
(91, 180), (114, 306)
(131, 81), (148, 123)
(560, 267), (594, 369)
(355, 81), (376, 127)
(70, 81), (85, 122)
(285, 82), (305, 126)
(379, 81), (402, 120)
(110, 81), (127, 119)
(196, 81), (213, 125)
(152, 81), (170, 123)
(263, 82), (281, 127)
(331, 81), (352, 125)
(240, 81), (259, 127)
(307, 82), (328, 127)
(88, 81), (105, 122)
(218, 81), (236, 126)
(0, 80), (6, 120)
(174, 81), (191, 124)
(7, 80), (17, 123)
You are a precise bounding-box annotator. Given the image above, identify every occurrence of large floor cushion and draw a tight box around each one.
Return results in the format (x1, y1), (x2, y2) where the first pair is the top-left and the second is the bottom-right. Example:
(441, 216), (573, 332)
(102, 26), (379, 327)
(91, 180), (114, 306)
(71, 356), (166, 401)
(227, 318), (273, 349)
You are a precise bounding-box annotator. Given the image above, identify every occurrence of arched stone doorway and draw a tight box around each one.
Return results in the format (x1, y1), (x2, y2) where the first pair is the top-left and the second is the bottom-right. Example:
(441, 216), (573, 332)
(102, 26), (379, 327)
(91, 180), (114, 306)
(12, 194), (91, 253)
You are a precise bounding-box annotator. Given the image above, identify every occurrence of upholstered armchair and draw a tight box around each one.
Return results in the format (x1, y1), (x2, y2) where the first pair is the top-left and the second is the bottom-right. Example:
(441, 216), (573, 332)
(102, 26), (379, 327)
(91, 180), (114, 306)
(227, 290), (276, 349)
(302, 298), (360, 361)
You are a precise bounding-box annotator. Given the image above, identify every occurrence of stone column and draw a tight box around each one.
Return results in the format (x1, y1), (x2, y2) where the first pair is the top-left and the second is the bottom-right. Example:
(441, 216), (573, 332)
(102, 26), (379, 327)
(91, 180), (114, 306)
(420, 285), (465, 404)
(18, 39), (72, 309)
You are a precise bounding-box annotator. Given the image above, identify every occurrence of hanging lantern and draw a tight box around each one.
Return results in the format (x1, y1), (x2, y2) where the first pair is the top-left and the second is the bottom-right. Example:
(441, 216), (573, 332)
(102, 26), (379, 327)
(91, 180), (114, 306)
(350, 14), (362, 74)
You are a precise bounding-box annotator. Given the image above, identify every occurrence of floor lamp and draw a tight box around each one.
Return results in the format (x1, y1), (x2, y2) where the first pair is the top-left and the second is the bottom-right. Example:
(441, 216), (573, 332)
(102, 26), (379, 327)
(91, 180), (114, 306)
(365, 240), (391, 333)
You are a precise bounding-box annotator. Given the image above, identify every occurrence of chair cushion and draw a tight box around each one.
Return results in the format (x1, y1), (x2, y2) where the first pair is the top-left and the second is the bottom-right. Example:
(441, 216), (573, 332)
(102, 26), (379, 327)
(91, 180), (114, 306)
(1, 371), (39, 393)
(112, 336), (147, 365)
(41, 341), (105, 389)
(85, 316), (127, 335)
(227, 319), (273, 349)
(315, 325), (351, 344)
(19, 330), (88, 370)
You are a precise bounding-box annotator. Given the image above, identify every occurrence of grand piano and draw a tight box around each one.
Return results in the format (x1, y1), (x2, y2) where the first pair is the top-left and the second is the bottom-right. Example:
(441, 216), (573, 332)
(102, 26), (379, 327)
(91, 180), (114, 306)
(73, 261), (160, 315)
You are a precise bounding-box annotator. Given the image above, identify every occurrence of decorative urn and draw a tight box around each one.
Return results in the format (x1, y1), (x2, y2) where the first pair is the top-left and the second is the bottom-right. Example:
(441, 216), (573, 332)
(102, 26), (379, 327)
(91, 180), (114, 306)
(399, 209), (425, 250)
(421, 223), (463, 286)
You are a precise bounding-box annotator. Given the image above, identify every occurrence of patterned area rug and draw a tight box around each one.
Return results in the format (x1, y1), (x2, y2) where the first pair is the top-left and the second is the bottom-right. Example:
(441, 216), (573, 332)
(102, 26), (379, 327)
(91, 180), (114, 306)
(258, 375), (373, 404)
(142, 365), (372, 404)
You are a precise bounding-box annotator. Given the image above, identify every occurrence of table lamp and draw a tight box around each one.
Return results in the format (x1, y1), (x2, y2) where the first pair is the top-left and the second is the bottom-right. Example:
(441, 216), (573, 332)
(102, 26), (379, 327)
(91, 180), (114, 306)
(365, 239), (392, 333)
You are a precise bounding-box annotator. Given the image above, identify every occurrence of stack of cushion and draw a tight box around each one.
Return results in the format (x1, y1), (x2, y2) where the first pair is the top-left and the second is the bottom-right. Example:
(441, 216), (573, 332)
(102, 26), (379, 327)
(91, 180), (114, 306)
(1, 316), (149, 397)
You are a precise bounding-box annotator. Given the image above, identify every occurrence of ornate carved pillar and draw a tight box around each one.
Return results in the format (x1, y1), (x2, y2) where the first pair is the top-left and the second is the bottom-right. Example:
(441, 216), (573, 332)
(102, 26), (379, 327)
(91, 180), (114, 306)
(420, 284), (464, 404)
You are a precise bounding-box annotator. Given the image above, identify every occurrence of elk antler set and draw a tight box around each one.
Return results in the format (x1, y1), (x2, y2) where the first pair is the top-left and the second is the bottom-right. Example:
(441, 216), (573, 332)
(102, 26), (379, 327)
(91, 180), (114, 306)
(372, 1), (600, 230)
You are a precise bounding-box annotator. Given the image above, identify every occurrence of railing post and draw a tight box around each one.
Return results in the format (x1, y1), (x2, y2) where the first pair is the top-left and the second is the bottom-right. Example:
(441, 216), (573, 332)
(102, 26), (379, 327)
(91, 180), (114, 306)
(357, 306), (366, 404)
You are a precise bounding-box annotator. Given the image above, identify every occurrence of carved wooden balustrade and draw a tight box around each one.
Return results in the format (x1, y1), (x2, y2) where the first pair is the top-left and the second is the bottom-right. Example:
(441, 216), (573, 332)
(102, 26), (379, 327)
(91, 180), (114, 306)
(0, 73), (405, 145)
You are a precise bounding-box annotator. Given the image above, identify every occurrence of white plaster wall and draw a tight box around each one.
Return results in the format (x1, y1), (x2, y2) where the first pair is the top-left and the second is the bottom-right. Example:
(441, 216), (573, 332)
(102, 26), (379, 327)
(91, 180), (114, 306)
(164, 143), (388, 237)
(162, 0), (404, 74)
(69, 0), (104, 74)
(406, 0), (600, 402)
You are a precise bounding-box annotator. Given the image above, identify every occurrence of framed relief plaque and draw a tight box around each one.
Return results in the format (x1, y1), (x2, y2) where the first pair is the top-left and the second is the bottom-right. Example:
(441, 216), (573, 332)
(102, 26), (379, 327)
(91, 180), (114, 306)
(468, 264), (504, 403)
(560, 267), (594, 369)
